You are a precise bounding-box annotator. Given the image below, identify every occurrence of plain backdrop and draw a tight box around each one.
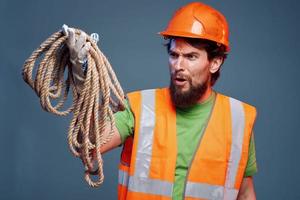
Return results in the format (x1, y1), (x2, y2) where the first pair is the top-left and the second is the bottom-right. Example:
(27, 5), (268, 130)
(1, 0), (300, 199)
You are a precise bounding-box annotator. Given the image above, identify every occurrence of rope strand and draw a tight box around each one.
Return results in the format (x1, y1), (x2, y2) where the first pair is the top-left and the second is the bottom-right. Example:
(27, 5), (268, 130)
(22, 27), (125, 187)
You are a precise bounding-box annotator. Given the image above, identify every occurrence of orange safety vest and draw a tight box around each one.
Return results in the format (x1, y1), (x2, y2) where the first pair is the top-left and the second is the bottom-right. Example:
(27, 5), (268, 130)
(118, 88), (256, 200)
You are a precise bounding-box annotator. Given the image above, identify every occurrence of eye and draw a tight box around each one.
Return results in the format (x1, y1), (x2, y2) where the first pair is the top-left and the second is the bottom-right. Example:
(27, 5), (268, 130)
(186, 54), (198, 61)
(169, 51), (178, 59)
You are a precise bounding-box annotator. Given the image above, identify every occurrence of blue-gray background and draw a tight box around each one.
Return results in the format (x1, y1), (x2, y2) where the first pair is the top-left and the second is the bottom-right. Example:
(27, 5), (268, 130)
(1, 0), (299, 199)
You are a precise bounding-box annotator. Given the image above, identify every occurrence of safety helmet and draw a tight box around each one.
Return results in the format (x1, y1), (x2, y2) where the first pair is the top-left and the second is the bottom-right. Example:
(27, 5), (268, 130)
(159, 2), (230, 52)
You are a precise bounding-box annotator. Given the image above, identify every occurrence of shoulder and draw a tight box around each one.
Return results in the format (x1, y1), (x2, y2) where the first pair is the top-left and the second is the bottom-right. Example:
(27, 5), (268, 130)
(216, 92), (257, 116)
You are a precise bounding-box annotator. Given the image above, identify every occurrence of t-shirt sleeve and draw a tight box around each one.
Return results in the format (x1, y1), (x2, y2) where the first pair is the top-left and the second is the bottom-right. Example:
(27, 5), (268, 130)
(244, 132), (258, 177)
(114, 99), (135, 144)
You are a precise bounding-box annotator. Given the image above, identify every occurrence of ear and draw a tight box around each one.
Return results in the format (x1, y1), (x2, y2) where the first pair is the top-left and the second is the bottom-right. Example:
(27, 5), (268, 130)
(209, 56), (223, 74)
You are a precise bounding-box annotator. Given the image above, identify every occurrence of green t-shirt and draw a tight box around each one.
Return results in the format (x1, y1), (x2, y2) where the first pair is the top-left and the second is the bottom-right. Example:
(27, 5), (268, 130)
(115, 91), (257, 199)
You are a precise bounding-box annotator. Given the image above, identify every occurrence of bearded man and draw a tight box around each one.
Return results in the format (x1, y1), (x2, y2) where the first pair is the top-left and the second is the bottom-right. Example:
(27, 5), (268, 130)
(64, 2), (257, 200)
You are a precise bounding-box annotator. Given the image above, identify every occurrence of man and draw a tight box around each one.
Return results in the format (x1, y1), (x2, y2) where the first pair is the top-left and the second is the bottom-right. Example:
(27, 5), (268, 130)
(64, 2), (257, 200)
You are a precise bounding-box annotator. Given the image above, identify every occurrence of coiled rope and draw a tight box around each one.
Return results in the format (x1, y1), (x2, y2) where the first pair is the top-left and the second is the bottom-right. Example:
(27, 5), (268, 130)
(22, 27), (125, 187)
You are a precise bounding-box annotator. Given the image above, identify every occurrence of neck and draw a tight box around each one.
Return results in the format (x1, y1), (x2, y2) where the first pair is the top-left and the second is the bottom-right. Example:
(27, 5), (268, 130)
(197, 87), (212, 104)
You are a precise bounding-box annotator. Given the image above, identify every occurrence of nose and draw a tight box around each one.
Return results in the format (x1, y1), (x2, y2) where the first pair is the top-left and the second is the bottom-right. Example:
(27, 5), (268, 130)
(172, 56), (184, 72)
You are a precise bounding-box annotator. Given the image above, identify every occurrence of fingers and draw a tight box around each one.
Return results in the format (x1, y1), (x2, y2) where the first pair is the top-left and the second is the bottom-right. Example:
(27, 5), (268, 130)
(62, 24), (76, 48)
(75, 32), (87, 53)
(62, 25), (91, 66)
(78, 42), (91, 62)
(68, 28), (76, 48)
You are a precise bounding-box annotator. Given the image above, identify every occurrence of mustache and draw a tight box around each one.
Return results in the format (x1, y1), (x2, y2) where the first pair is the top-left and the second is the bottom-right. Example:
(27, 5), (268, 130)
(171, 72), (190, 81)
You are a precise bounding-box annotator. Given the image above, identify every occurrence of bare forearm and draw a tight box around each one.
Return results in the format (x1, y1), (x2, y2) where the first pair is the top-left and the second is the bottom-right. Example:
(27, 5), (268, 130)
(100, 125), (122, 154)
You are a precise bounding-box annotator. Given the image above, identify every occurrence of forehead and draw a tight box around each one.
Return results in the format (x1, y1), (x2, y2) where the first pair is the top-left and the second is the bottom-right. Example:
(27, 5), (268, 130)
(169, 38), (206, 53)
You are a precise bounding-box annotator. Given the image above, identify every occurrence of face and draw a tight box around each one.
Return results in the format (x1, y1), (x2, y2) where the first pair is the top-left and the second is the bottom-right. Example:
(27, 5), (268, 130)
(168, 39), (217, 107)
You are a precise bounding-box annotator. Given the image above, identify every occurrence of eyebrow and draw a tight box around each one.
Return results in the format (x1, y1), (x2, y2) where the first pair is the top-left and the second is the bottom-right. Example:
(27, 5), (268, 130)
(168, 49), (200, 56)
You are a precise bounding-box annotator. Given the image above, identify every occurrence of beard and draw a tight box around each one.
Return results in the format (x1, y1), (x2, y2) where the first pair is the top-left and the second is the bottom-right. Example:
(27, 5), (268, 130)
(169, 74), (209, 108)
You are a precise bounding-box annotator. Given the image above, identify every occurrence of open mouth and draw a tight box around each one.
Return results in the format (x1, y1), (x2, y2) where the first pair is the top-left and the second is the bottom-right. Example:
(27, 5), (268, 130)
(173, 76), (188, 86)
(175, 77), (186, 82)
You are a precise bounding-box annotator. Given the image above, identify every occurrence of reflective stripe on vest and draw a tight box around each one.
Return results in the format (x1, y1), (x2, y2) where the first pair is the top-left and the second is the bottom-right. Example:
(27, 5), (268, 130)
(185, 182), (238, 199)
(119, 169), (129, 186)
(134, 89), (155, 178)
(184, 97), (245, 200)
(119, 168), (173, 196)
(224, 98), (246, 199)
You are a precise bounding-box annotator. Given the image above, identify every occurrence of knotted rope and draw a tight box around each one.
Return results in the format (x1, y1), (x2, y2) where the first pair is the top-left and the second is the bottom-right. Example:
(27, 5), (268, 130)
(22, 27), (125, 187)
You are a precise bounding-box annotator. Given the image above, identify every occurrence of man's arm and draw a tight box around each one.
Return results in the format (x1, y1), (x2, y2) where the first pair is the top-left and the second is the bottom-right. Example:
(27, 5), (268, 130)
(100, 98), (134, 153)
(237, 177), (256, 200)
(99, 124), (122, 154)
(238, 133), (257, 199)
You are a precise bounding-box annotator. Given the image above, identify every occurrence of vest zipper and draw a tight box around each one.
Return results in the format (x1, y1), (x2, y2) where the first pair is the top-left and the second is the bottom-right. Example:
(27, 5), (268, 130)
(181, 93), (217, 199)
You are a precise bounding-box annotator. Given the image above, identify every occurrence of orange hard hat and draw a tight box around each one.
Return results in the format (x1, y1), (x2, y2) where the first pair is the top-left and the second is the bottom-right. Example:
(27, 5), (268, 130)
(159, 2), (230, 52)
